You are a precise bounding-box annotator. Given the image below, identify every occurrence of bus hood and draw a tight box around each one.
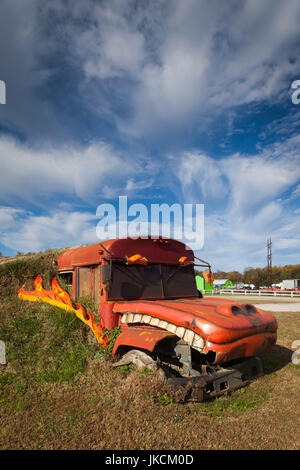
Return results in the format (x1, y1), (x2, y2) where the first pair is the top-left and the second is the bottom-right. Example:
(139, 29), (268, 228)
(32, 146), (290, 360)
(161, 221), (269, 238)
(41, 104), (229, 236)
(113, 297), (277, 361)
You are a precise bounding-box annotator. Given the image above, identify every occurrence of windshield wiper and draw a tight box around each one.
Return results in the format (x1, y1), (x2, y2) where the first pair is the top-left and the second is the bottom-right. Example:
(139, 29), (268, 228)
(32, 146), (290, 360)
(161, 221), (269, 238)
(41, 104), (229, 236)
(113, 263), (146, 286)
(166, 264), (190, 283)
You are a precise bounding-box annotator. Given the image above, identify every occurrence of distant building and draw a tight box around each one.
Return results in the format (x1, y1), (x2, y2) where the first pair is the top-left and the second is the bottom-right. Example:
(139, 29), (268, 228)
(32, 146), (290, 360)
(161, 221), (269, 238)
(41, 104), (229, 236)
(282, 279), (300, 290)
(213, 279), (234, 288)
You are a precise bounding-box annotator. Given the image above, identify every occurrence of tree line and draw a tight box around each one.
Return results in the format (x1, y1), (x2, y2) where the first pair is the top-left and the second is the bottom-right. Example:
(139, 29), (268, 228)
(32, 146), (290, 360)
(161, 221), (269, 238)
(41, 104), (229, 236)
(209, 264), (300, 287)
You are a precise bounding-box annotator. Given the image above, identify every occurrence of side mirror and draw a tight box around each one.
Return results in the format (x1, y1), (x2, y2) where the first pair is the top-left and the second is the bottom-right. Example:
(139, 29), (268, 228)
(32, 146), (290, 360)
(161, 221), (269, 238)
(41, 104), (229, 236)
(101, 264), (111, 284)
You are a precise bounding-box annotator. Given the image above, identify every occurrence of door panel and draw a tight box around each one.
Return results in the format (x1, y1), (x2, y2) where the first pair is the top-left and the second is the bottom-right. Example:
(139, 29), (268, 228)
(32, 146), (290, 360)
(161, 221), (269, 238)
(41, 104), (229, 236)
(94, 266), (100, 308)
(78, 267), (91, 297)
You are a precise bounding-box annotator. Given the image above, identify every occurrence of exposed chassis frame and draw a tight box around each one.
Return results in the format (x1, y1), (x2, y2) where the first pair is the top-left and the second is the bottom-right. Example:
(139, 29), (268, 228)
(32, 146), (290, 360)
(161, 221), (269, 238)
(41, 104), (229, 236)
(167, 356), (263, 402)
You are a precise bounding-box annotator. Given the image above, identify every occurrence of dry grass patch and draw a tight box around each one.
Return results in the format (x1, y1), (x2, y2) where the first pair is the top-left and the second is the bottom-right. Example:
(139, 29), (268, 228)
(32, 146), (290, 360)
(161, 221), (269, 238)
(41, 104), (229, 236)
(1, 308), (299, 450)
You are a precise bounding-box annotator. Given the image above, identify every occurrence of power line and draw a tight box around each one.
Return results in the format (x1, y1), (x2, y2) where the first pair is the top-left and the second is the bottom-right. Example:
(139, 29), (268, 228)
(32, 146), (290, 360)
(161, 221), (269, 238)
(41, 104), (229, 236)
(267, 237), (272, 287)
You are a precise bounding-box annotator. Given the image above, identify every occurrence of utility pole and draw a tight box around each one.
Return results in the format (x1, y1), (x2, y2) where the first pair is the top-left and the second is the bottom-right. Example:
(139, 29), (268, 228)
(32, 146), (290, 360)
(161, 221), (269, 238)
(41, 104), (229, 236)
(267, 237), (272, 288)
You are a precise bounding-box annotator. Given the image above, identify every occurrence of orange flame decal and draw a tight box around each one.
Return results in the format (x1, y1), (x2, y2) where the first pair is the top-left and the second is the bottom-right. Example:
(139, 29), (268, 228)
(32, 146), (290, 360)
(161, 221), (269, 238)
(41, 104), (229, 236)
(178, 256), (193, 266)
(126, 254), (148, 265)
(202, 269), (215, 284)
(18, 275), (105, 346)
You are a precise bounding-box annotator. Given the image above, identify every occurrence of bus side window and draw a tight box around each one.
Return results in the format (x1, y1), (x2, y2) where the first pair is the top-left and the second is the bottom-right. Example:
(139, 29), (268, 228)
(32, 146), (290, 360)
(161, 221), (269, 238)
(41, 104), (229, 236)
(59, 271), (73, 291)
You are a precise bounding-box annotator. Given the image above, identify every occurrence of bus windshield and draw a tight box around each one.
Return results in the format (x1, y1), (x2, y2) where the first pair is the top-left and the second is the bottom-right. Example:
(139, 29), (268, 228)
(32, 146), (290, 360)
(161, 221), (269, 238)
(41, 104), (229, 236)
(107, 262), (198, 300)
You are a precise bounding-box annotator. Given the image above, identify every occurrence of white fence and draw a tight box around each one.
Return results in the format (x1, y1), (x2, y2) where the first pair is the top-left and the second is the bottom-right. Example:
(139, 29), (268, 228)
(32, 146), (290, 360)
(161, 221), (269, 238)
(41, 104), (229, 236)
(203, 289), (300, 298)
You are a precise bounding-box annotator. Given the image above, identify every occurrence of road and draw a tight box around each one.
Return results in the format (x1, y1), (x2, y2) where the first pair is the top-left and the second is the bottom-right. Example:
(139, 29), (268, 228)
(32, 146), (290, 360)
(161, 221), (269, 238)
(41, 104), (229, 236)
(205, 294), (300, 312)
(253, 303), (300, 312)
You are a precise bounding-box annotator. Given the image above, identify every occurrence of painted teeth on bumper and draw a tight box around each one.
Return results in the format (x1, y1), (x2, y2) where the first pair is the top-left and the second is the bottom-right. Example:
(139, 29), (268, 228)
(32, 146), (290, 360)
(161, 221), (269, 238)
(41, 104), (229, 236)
(120, 313), (205, 352)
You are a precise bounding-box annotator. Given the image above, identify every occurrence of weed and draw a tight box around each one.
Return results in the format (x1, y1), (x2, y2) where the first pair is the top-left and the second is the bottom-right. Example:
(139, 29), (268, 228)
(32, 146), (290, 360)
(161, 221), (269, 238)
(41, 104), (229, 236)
(171, 413), (182, 423)
(93, 350), (107, 361)
(75, 295), (98, 315)
(140, 367), (155, 375)
(199, 386), (267, 417)
(159, 392), (173, 406)
(88, 393), (98, 404)
(100, 326), (122, 357)
(116, 364), (132, 375)
(0, 373), (15, 385)
(34, 444), (44, 450)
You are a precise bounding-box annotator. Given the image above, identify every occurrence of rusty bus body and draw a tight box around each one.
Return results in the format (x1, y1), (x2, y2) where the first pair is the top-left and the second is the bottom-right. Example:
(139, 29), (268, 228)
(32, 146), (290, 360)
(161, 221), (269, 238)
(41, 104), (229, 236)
(57, 237), (277, 399)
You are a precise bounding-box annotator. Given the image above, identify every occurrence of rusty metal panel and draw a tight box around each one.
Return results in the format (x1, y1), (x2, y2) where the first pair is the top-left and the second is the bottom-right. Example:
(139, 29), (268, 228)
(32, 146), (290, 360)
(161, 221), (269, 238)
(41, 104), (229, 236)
(112, 327), (176, 354)
(58, 238), (195, 271)
(94, 266), (100, 308)
(78, 267), (91, 297)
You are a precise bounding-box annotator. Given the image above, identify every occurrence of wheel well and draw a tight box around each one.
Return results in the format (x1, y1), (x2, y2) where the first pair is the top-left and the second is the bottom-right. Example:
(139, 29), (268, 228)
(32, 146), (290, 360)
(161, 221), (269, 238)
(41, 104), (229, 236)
(114, 344), (152, 358)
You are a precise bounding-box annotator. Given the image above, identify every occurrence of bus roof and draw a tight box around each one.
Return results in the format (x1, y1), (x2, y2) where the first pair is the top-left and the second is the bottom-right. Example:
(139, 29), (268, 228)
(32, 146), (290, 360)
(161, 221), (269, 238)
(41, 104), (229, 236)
(58, 237), (194, 271)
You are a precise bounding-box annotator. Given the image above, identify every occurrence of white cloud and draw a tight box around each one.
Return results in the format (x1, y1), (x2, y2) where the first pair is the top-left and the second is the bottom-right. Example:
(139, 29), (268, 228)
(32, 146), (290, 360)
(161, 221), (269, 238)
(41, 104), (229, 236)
(0, 136), (152, 205)
(1, 0), (300, 268)
(68, 0), (300, 136)
(222, 153), (300, 216)
(0, 206), (24, 231)
(0, 206), (98, 252)
(120, 41), (208, 135)
(196, 199), (300, 272)
(2, 0), (299, 139)
(174, 135), (300, 215)
(76, 3), (146, 80)
(174, 138), (300, 270)
(290, 184), (300, 199)
(0, 203), (204, 254)
(1, 133), (299, 268)
(0, 0), (63, 138)
(177, 151), (227, 202)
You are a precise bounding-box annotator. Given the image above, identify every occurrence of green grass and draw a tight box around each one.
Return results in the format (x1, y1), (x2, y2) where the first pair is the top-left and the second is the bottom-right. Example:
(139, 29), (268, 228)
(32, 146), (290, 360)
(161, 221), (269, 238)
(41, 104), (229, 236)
(159, 392), (174, 406)
(1, 305), (299, 449)
(0, 250), (61, 297)
(198, 386), (268, 417)
(115, 364), (133, 375)
(141, 366), (155, 375)
(0, 297), (97, 392)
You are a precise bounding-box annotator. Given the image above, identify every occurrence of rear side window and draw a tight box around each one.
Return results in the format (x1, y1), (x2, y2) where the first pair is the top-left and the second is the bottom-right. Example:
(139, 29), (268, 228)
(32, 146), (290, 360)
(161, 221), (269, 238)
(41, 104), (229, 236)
(59, 271), (73, 289)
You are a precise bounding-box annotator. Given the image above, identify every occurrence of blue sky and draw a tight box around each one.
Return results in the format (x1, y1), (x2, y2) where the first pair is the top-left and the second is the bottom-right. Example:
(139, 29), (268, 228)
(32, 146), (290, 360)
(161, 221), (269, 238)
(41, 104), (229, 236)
(0, 0), (300, 271)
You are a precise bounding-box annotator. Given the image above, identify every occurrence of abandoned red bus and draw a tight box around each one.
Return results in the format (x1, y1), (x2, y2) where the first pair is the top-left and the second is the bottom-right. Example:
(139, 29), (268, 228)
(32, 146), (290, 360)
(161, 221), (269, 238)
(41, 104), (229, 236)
(57, 237), (277, 400)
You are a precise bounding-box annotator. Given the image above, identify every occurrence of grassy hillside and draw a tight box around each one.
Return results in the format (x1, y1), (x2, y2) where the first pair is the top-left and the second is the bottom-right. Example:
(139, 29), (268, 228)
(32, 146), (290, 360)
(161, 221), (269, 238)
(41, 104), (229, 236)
(0, 250), (299, 450)
(0, 250), (61, 297)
